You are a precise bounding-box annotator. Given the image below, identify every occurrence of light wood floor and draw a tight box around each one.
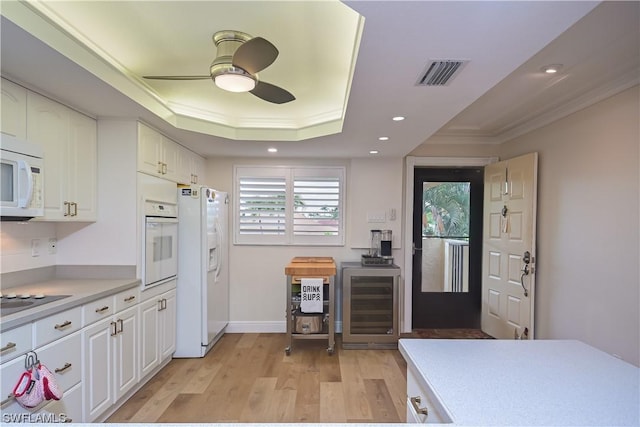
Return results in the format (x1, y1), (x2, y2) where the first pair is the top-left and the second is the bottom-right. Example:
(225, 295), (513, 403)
(107, 333), (408, 423)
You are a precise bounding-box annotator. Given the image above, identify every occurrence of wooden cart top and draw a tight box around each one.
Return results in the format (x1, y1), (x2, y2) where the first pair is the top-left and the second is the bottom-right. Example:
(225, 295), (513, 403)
(285, 257), (336, 276)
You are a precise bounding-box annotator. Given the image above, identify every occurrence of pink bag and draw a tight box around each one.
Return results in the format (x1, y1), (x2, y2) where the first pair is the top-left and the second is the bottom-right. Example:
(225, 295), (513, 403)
(38, 364), (62, 401)
(13, 368), (45, 408)
(12, 351), (63, 409)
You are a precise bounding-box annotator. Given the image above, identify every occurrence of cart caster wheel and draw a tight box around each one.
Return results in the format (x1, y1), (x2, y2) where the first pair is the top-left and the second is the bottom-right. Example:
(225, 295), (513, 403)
(327, 347), (334, 355)
(285, 347), (291, 356)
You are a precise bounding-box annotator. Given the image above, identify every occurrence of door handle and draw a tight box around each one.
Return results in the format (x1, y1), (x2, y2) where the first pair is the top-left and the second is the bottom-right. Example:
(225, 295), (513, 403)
(412, 242), (423, 255)
(520, 251), (532, 297)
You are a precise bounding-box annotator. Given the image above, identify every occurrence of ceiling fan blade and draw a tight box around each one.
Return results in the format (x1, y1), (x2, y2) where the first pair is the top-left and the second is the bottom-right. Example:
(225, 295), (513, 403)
(232, 37), (278, 74)
(143, 75), (211, 80)
(250, 81), (295, 104)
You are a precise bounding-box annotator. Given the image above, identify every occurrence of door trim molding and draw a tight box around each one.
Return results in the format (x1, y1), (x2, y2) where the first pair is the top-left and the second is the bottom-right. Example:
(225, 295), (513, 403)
(403, 156), (498, 333)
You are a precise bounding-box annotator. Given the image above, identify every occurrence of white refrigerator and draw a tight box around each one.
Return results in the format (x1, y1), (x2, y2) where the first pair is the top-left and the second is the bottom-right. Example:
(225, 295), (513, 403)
(175, 185), (229, 357)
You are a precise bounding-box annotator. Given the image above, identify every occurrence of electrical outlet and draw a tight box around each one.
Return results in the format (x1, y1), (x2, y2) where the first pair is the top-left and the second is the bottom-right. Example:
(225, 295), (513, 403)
(31, 239), (41, 257)
(48, 238), (57, 254)
(367, 211), (386, 223)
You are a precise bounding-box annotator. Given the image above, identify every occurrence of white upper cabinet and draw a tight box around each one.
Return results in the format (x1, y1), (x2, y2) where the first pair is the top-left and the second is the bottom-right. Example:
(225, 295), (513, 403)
(138, 122), (179, 181)
(177, 144), (205, 185)
(137, 121), (204, 185)
(27, 92), (97, 221)
(1, 78), (27, 139)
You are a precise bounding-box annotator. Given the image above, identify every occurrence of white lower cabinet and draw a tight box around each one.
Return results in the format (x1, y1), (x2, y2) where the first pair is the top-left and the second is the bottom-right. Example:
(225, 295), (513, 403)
(139, 297), (159, 379)
(40, 382), (82, 423)
(159, 289), (177, 360)
(0, 330), (82, 421)
(139, 286), (176, 379)
(406, 366), (451, 424)
(82, 305), (138, 422)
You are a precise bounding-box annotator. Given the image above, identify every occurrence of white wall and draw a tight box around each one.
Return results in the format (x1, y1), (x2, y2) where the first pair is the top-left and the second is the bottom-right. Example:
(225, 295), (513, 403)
(499, 85), (639, 365)
(0, 222), (57, 273)
(206, 156), (404, 331)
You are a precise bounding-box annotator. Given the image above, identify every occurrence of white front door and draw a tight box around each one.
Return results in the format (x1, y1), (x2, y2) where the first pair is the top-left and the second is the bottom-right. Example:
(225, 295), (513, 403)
(482, 153), (538, 339)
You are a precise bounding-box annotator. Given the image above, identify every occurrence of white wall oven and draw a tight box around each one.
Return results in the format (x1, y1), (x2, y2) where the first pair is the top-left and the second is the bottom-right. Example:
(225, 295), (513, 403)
(0, 136), (44, 220)
(144, 200), (178, 288)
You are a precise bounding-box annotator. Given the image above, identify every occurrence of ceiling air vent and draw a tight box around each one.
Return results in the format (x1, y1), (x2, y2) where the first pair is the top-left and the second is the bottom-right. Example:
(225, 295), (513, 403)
(416, 60), (468, 86)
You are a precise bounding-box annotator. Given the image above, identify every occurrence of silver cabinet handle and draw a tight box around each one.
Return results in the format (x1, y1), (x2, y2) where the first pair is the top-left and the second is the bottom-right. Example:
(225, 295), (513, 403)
(124, 295), (136, 302)
(117, 318), (124, 334)
(71, 202), (78, 216)
(95, 306), (110, 313)
(162, 162), (168, 174)
(110, 321), (117, 337)
(0, 342), (17, 353)
(64, 201), (71, 216)
(410, 396), (429, 416)
(1, 394), (14, 407)
(157, 161), (163, 174)
(54, 362), (72, 374)
(54, 320), (72, 330)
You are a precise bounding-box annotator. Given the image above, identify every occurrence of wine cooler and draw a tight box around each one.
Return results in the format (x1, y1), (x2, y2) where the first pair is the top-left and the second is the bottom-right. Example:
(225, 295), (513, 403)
(341, 262), (400, 349)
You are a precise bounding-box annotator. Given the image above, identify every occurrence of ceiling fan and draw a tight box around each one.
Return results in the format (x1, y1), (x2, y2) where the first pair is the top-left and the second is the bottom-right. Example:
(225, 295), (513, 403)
(143, 30), (295, 104)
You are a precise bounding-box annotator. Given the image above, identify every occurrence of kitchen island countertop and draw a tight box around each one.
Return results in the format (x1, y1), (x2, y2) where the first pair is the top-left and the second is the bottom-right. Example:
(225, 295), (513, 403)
(1, 278), (140, 331)
(399, 338), (639, 426)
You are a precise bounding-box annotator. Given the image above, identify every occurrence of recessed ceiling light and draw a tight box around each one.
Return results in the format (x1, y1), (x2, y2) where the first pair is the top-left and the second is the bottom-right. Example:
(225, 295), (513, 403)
(378, 136), (389, 141)
(369, 150), (379, 154)
(392, 116), (405, 121)
(267, 147), (278, 153)
(541, 64), (563, 74)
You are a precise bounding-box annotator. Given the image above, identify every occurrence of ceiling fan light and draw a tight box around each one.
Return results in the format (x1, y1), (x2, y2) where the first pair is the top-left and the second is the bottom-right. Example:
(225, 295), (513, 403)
(214, 73), (256, 92)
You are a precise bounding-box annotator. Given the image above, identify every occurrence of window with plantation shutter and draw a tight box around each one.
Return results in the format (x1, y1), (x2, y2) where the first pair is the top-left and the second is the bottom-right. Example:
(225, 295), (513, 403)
(238, 176), (286, 236)
(234, 166), (345, 245)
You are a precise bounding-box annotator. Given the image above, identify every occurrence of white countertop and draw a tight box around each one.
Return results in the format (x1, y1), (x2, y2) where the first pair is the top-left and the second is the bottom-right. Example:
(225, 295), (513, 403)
(399, 339), (639, 426)
(0, 278), (140, 331)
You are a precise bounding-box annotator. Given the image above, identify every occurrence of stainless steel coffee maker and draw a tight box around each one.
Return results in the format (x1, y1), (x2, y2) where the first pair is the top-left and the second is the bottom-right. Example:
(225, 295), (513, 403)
(362, 229), (393, 266)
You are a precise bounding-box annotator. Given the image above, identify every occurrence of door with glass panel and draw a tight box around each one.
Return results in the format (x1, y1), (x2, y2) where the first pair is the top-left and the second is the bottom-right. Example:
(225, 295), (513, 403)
(412, 167), (483, 328)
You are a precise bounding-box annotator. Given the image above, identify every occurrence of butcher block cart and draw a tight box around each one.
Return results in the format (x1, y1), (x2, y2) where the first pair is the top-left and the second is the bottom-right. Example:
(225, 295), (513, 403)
(284, 257), (336, 355)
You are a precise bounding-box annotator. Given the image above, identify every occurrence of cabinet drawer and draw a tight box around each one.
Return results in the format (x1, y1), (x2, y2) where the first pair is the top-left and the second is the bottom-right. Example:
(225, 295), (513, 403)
(40, 381), (82, 423)
(406, 367), (452, 424)
(36, 331), (81, 393)
(114, 287), (140, 313)
(83, 295), (116, 326)
(1, 323), (32, 364)
(33, 307), (82, 348)
(0, 354), (30, 414)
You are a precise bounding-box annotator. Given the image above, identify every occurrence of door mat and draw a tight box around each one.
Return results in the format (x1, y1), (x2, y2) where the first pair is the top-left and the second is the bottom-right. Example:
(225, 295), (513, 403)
(402, 329), (494, 339)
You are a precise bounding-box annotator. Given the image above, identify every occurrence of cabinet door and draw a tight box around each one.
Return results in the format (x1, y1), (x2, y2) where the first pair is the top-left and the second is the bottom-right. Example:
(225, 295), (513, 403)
(68, 111), (97, 221)
(191, 153), (205, 185)
(159, 289), (177, 360)
(161, 136), (179, 181)
(27, 92), (70, 220)
(137, 122), (164, 177)
(175, 144), (192, 185)
(1, 78), (27, 139)
(82, 318), (114, 422)
(139, 298), (159, 378)
(113, 306), (138, 401)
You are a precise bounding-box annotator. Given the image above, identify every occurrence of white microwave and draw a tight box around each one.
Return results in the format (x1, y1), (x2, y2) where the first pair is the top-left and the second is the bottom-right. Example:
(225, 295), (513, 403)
(1, 135), (44, 220)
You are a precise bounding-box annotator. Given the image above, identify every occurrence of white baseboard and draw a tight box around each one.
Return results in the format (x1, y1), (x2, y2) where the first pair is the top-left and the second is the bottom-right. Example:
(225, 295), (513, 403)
(226, 321), (286, 333)
(226, 320), (343, 334)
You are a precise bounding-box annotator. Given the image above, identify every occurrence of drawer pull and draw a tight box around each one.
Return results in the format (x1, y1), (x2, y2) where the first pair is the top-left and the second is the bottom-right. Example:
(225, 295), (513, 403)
(95, 306), (110, 313)
(410, 396), (429, 416)
(124, 295), (136, 302)
(1, 394), (15, 407)
(54, 362), (72, 374)
(54, 320), (72, 330)
(110, 321), (117, 337)
(1, 342), (17, 353)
